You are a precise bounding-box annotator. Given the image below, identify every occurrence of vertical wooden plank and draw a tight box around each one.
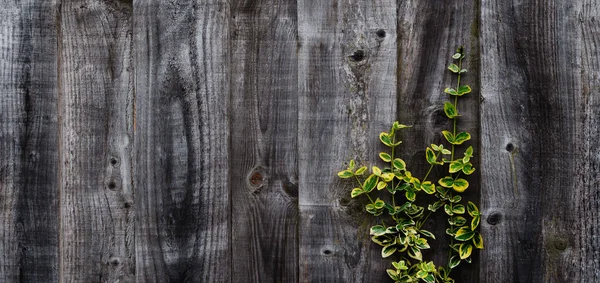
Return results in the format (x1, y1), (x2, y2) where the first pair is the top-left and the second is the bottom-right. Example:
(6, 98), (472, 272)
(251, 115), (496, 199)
(0, 1), (60, 281)
(58, 0), (134, 281)
(480, 0), (600, 281)
(396, 0), (480, 281)
(133, 1), (231, 281)
(298, 0), (397, 282)
(229, 0), (298, 282)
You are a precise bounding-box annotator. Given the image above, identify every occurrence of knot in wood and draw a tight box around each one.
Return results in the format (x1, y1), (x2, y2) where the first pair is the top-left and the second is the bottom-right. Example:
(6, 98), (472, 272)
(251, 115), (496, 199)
(348, 50), (365, 62)
(247, 166), (267, 191)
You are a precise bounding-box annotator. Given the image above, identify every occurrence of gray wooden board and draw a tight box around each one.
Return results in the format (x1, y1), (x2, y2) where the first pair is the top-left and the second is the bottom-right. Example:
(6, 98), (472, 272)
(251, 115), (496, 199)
(298, 0), (397, 281)
(133, 0), (231, 281)
(229, 0), (299, 282)
(58, 0), (135, 281)
(480, 0), (600, 282)
(0, 1), (60, 281)
(396, 0), (480, 281)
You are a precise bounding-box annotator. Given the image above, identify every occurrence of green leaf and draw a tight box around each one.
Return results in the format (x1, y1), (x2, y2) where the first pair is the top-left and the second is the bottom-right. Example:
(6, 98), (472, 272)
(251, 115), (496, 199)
(441, 148), (452, 155)
(467, 201), (480, 216)
(452, 204), (466, 214)
(393, 158), (406, 171)
(374, 198), (385, 209)
(449, 256), (461, 269)
(452, 53), (462, 59)
(415, 238), (430, 249)
(420, 229), (436, 239)
(472, 232), (484, 249)
(379, 132), (392, 146)
(370, 225), (387, 236)
(457, 85), (472, 96)
(436, 186), (449, 197)
(449, 195), (462, 203)
(421, 181), (435, 194)
(444, 204), (453, 216)
(393, 121), (412, 130)
(431, 144), (440, 151)
(449, 160), (464, 173)
(464, 146), (473, 158)
(379, 152), (392, 162)
(452, 132), (471, 145)
(438, 176), (454, 188)
(372, 166), (382, 176)
(349, 159), (355, 169)
(442, 131), (455, 143)
(355, 166), (367, 175)
(363, 174), (378, 193)
(446, 227), (458, 236)
(337, 170), (353, 178)
(371, 235), (387, 246)
(416, 270), (428, 279)
(405, 189), (416, 202)
(462, 163), (476, 175)
(351, 188), (364, 198)
(377, 181), (387, 191)
(423, 274), (435, 283)
(428, 200), (444, 212)
(408, 246), (423, 261)
(444, 87), (458, 96)
(386, 269), (398, 281)
(455, 227), (476, 241)
(426, 147), (437, 165)
(444, 101), (458, 118)
(449, 216), (467, 226)
(459, 243), (473, 259)
(448, 64), (460, 73)
(452, 178), (469, 193)
(471, 215), (481, 230)
(382, 244), (397, 258)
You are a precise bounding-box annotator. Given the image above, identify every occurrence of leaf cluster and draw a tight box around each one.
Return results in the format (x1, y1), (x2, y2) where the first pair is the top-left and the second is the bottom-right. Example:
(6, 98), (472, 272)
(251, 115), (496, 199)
(337, 47), (483, 283)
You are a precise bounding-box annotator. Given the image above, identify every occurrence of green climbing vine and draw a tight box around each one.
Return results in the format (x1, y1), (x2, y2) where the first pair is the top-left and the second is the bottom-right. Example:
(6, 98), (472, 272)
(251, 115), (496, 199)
(337, 47), (483, 283)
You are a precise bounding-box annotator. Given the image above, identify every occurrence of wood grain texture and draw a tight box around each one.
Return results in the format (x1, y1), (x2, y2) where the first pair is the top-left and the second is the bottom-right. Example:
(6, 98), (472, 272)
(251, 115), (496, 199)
(58, 0), (135, 281)
(229, 0), (299, 282)
(480, 0), (600, 282)
(298, 0), (397, 281)
(0, 1), (60, 281)
(396, 0), (480, 281)
(133, 0), (230, 281)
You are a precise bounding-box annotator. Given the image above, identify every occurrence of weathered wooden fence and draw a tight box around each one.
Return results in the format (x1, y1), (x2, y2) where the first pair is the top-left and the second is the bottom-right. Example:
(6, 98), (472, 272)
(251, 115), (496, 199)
(0, 0), (598, 282)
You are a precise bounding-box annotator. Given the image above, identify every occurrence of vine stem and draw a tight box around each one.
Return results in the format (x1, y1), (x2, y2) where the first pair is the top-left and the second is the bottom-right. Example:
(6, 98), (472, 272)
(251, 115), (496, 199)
(450, 56), (463, 161)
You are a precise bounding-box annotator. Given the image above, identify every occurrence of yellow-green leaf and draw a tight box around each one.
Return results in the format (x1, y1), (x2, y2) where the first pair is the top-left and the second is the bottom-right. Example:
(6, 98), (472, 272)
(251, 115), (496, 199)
(386, 269), (398, 280)
(452, 132), (471, 145)
(442, 130), (455, 143)
(355, 166), (367, 175)
(351, 188), (364, 198)
(370, 225), (387, 236)
(455, 227), (475, 241)
(422, 181), (435, 194)
(349, 159), (355, 169)
(471, 215), (481, 230)
(426, 147), (437, 165)
(363, 174), (378, 193)
(472, 232), (484, 249)
(452, 178), (469, 193)
(405, 190), (416, 201)
(444, 101), (458, 118)
(408, 246), (422, 261)
(377, 181), (387, 191)
(457, 85), (472, 96)
(438, 176), (454, 188)
(467, 201), (480, 216)
(382, 245), (397, 258)
(448, 64), (460, 73)
(380, 132), (392, 146)
(462, 163), (475, 175)
(452, 204), (466, 214)
(449, 255), (461, 269)
(337, 170), (353, 178)
(372, 166), (382, 176)
(393, 158), (406, 171)
(449, 160), (464, 173)
(379, 152), (392, 162)
(459, 243), (473, 259)
(374, 198), (385, 209)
